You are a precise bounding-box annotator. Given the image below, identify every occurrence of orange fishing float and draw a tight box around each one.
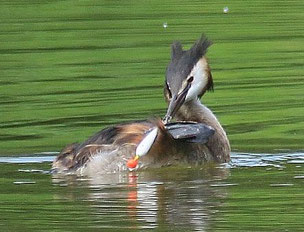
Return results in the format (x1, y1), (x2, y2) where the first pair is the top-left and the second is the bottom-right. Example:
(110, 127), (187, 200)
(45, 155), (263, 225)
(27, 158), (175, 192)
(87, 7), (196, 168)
(127, 155), (139, 169)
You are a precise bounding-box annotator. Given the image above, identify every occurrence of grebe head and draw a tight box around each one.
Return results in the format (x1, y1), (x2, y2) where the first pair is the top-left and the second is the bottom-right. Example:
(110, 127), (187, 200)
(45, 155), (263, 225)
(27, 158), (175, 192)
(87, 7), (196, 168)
(163, 35), (214, 123)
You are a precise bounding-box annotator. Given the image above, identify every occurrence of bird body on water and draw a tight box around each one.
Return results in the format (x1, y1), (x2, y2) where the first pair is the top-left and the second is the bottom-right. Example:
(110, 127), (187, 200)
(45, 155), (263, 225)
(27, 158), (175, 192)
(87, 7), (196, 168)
(52, 35), (230, 175)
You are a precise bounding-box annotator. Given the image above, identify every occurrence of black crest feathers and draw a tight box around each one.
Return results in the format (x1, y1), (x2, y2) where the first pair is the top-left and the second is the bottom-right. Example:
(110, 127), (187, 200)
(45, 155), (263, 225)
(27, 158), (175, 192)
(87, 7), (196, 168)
(169, 34), (212, 67)
(189, 34), (212, 65)
(171, 41), (183, 60)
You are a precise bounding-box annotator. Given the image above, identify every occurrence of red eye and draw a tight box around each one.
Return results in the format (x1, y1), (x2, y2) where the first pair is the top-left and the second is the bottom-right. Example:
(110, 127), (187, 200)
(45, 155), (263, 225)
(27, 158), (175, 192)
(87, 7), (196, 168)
(187, 76), (194, 83)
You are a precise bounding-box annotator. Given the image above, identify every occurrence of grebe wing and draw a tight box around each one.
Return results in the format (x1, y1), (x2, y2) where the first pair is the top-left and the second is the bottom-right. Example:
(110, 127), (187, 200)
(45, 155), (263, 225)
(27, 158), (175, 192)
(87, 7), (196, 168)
(165, 122), (215, 143)
(52, 121), (154, 172)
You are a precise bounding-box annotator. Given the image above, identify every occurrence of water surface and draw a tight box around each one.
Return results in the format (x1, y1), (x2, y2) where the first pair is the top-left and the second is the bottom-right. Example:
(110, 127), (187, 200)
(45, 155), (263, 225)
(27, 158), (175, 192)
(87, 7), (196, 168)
(0, 153), (303, 231)
(0, 0), (304, 231)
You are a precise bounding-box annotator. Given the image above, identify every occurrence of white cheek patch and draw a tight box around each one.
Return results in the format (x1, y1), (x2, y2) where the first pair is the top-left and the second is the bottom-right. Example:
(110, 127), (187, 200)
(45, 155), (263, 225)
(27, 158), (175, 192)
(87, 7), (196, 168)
(185, 58), (208, 101)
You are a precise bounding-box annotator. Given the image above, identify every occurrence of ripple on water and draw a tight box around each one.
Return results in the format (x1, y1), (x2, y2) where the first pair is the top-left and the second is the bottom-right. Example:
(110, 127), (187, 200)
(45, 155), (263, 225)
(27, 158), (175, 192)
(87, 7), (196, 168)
(18, 169), (50, 174)
(0, 152), (303, 170)
(13, 180), (36, 185)
(0, 154), (56, 164)
(294, 175), (304, 179)
(229, 152), (304, 168)
(270, 183), (294, 187)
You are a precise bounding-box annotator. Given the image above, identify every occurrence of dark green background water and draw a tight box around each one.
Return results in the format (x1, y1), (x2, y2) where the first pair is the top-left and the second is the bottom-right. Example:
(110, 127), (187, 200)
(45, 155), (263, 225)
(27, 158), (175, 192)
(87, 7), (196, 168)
(0, 0), (303, 231)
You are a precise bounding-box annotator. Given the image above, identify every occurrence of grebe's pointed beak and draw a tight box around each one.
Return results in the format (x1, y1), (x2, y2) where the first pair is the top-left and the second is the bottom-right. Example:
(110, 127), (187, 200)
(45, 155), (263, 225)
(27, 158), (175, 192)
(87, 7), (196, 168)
(163, 82), (191, 124)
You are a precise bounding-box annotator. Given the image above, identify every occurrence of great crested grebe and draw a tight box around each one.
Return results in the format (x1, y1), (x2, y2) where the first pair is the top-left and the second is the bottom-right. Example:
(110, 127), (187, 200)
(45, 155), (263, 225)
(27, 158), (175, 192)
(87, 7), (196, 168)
(52, 35), (230, 175)
(163, 35), (230, 162)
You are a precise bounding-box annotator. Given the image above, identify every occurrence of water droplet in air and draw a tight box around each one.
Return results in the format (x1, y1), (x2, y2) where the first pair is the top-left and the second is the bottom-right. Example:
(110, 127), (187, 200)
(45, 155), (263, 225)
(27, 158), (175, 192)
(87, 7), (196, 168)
(223, 6), (229, 14)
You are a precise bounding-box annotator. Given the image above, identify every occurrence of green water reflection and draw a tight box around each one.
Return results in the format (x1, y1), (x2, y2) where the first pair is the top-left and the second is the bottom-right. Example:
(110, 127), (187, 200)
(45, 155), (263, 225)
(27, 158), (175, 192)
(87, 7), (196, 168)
(1, 0), (303, 155)
(0, 0), (304, 231)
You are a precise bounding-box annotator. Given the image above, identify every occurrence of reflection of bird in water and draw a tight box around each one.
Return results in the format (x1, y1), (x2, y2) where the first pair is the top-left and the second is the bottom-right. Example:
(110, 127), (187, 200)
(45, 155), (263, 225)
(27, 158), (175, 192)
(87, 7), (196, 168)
(52, 166), (230, 230)
(52, 35), (230, 175)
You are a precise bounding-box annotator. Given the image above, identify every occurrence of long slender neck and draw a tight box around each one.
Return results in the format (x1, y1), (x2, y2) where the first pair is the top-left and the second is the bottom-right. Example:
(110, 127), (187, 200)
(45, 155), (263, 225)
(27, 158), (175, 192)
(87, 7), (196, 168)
(175, 99), (230, 162)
